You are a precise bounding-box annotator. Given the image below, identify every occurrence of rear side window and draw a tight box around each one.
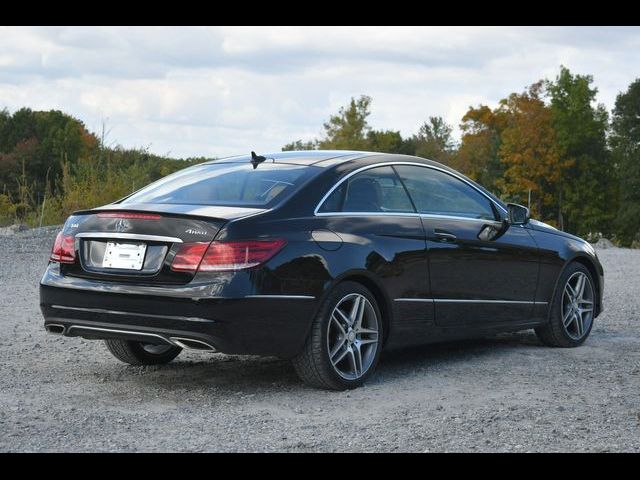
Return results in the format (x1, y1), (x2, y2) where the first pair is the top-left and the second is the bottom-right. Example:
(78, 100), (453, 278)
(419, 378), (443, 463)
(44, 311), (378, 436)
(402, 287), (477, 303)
(394, 165), (497, 220)
(319, 166), (415, 213)
(122, 163), (316, 208)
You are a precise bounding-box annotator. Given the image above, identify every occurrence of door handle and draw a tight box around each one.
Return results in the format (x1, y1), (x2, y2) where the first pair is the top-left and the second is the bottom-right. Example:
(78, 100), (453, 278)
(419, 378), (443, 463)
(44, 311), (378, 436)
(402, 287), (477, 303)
(434, 229), (457, 241)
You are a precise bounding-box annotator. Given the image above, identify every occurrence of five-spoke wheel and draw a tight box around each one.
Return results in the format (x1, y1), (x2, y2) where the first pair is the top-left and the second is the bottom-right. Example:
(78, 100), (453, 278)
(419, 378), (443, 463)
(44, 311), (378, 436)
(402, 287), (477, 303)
(293, 281), (384, 389)
(535, 262), (596, 347)
(327, 293), (380, 380)
(561, 271), (595, 340)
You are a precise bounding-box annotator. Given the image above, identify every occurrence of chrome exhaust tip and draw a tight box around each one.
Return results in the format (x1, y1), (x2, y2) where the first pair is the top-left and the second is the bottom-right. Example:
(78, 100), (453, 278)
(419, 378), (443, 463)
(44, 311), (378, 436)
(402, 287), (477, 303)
(169, 337), (216, 352)
(45, 324), (66, 335)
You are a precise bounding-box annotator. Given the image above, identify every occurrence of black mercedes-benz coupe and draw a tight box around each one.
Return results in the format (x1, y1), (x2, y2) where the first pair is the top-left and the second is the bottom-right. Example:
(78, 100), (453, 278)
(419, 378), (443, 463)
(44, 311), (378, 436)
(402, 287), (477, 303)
(41, 150), (604, 389)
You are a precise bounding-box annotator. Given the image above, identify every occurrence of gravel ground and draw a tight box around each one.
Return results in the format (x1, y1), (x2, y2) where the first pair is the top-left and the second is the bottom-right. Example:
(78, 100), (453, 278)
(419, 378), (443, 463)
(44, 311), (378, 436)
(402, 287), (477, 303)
(1, 227), (639, 452)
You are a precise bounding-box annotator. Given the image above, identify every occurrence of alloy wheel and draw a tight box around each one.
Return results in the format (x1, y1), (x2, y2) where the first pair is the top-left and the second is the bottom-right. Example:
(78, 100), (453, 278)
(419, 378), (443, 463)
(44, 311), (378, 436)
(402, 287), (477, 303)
(327, 293), (380, 380)
(562, 271), (594, 340)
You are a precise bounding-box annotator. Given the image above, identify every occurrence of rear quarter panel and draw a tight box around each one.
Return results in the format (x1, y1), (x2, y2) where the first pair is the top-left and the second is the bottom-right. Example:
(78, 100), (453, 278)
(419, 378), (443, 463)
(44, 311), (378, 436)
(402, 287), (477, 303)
(221, 210), (432, 347)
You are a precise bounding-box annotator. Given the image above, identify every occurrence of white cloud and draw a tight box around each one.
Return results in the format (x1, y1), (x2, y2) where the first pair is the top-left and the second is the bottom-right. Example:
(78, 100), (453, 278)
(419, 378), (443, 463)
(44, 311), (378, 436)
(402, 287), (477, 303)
(0, 26), (639, 158)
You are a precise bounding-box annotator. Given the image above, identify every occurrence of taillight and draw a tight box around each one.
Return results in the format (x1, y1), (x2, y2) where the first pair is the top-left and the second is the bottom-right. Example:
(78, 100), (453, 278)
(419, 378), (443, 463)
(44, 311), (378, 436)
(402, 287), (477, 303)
(170, 242), (209, 272)
(97, 212), (161, 220)
(50, 232), (76, 264)
(170, 239), (286, 273)
(200, 239), (287, 271)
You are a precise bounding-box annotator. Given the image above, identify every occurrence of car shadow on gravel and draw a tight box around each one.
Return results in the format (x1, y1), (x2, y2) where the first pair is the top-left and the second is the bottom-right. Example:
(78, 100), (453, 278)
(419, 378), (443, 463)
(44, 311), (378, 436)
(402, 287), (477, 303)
(381, 329), (542, 363)
(103, 330), (544, 393)
(378, 330), (541, 365)
(112, 355), (302, 392)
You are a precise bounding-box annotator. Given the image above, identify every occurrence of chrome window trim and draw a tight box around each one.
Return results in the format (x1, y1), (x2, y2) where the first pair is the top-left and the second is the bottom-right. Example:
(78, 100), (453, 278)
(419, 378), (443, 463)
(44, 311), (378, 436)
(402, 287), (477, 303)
(314, 161), (507, 217)
(315, 210), (506, 226)
(75, 232), (183, 243)
(315, 211), (420, 218)
(394, 298), (547, 305)
(419, 213), (502, 225)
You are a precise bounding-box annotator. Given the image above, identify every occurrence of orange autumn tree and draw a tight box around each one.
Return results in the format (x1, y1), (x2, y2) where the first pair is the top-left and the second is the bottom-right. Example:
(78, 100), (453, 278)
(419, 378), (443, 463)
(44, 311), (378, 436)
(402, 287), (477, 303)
(496, 83), (571, 224)
(455, 105), (508, 194)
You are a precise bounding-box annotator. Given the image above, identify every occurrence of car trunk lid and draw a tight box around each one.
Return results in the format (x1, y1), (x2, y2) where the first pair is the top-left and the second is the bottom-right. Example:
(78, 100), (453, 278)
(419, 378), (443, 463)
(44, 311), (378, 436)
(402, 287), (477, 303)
(60, 203), (266, 284)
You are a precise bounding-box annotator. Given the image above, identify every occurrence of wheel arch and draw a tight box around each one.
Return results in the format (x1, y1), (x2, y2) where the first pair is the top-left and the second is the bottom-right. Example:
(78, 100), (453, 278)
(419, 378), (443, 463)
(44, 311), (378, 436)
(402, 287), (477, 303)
(570, 254), (602, 316)
(324, 270), (393, 345)
(552, 254), (602, 318)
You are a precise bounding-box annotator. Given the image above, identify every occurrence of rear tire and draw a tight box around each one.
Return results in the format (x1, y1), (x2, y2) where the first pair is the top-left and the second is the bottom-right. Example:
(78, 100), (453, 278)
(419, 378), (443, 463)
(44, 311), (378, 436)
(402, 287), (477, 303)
(104, 339), (182, 365)
(292, 281), (384, 390)
(535, 262), (596, 347)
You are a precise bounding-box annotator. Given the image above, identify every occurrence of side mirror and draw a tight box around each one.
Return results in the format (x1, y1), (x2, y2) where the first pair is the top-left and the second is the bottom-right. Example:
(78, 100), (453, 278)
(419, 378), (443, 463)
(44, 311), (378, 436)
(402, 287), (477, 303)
(507, 203), (530, 225)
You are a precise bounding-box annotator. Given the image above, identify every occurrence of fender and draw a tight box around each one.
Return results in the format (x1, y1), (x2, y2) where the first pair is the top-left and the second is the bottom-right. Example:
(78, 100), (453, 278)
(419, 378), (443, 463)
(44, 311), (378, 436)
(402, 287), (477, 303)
(542, 251), (604, 325)
(312, 268), (394, 344)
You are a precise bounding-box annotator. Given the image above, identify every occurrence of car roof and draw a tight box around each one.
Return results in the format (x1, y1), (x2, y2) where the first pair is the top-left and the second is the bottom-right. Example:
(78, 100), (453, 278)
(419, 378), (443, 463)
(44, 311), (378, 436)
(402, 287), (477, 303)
(205, 150), (378, 167)
(203, 150), (506, 211)
(204, 150), (465, 169)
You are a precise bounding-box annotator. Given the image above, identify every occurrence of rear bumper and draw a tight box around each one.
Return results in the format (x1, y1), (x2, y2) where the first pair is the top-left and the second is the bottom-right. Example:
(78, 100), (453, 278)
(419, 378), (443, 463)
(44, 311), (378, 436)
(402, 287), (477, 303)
(40, 271), (318, 358)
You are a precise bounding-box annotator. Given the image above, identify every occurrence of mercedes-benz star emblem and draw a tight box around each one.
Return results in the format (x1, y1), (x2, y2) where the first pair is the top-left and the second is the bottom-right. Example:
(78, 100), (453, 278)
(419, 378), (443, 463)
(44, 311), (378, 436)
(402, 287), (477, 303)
(114, 218), (129, 232)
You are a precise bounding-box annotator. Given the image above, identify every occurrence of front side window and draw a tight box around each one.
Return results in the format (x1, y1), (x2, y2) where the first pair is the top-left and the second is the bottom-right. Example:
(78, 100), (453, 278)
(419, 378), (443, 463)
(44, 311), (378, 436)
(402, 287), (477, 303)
(122, 162), (317, 208)
(394, 165), (497, 220)
(319, 166), (415, 214)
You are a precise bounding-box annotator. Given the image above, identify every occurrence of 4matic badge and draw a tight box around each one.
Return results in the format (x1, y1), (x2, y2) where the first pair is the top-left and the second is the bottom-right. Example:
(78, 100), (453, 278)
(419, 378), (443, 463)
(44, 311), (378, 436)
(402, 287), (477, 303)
(185, 228), (208, 236)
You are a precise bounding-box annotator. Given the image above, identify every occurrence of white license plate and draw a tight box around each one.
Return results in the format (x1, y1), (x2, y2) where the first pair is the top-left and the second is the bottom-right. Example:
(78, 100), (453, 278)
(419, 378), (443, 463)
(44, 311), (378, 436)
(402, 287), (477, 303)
(102, 242), (147, 270)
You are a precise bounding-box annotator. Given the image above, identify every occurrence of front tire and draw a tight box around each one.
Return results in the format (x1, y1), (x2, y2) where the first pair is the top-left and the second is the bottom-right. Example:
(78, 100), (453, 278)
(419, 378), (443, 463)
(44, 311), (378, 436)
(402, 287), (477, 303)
(104, 339), (182, 365)
(535, 262), (596, 347)
(292, 281), (383, 390)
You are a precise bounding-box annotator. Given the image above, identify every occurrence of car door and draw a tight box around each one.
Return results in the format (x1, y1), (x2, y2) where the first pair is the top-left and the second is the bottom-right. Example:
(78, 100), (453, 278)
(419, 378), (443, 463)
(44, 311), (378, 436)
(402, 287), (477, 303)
(316, 165), (434, 343)
(394, 164), (540, 327)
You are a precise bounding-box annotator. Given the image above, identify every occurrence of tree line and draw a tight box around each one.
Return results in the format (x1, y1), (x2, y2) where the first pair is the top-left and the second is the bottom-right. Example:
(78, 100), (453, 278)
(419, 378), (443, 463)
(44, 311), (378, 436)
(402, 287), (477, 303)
(0, 109), (205, 227)
(1, 65), (638, 246)
(283, 67), (640, 247)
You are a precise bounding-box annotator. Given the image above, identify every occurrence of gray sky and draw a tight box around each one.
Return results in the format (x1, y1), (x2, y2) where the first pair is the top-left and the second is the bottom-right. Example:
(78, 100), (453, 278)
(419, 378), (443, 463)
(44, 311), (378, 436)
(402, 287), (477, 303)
(1, 26), (639, 159)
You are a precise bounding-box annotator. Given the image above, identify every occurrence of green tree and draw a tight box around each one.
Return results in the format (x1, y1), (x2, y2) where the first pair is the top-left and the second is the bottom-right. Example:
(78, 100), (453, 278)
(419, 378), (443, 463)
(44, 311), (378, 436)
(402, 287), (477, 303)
(409, 116), (456, 164)
(317, 95), (373, 150)
(0, 107), (206, 226)
(546, 66), (615, 236)
(282, 139), (316, 151)
(0, 108), (98, 206)
(610, 78), (640, 246)
(366, 129), (406, 154)
(283, 95), (405, 153)
(0, 193), (16, 224)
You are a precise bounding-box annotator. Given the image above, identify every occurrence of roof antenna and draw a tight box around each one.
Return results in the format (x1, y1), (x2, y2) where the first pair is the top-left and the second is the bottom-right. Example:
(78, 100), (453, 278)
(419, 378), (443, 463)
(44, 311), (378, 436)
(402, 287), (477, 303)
(251, 151), (266, 169)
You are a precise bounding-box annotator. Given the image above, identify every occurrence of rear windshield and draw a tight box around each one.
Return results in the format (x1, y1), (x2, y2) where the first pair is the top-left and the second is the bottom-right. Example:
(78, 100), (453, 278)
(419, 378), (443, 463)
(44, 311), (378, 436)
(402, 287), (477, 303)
(121, 162), (317, 208)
